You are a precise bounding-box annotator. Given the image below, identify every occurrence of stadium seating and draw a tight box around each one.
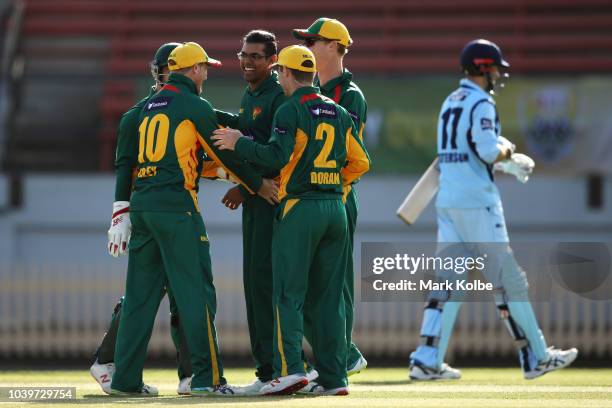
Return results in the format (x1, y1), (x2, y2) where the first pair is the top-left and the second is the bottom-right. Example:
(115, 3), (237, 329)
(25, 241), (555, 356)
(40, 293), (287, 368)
(5, 0), (612, 170)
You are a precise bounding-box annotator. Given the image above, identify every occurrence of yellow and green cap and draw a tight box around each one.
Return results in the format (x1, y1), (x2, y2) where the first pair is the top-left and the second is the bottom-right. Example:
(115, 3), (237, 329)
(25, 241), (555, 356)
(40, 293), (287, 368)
(273, 45), (317, 73)
(293, 17), (353, 47)
(167, 42), (222, 71)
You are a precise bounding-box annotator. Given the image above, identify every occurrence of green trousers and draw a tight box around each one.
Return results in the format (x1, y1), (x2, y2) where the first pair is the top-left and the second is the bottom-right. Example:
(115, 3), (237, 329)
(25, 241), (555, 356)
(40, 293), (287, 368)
(242, 196), (275, 382)
(111, 211), (224, 392)
(94, 290), (192, 380)
(345, 187), (364, 367)
(272, 198), (348, 389)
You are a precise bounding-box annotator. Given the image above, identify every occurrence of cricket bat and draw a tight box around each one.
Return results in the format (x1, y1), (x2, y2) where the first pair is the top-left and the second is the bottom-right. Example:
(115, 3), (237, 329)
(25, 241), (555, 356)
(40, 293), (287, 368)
(396, 158), (440, 225)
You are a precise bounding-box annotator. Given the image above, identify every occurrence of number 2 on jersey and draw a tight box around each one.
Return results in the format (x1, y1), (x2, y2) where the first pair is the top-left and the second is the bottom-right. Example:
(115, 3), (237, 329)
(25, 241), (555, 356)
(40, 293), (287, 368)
(313, 123), (337, 168)
(441, 108), (463, 150)
(138, 114), (170, 163)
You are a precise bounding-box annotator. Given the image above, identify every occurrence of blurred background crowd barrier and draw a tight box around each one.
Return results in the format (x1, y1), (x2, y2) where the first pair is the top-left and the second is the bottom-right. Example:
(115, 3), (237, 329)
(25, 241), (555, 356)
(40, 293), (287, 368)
(0, 0), (611, 363)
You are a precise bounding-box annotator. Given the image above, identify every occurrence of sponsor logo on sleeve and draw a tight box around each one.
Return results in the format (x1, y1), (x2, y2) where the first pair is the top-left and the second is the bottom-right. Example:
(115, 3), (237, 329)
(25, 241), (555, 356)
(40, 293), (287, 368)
(274, 126), (287, 135)
(348, 110), (360, 123)
(310, 104), (337, 119)
(481, 118), (494, 130)
(145, 96), (172, 111)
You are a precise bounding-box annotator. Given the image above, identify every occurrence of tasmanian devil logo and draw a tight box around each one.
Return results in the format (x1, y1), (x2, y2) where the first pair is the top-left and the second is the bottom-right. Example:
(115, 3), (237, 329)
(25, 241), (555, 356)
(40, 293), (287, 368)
(252, 107), (262, 120)
(310, 104), (337, 119)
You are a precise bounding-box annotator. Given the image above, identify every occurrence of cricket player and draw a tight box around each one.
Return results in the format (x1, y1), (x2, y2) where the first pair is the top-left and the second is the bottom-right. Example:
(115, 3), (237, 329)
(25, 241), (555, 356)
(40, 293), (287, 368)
(93, 42), (193, 396)
(294, 17), (369, 377)
(211, 30), (288, 394)
(212, 45), (370, 395)
(408, 39), (578, 380)
(109, 42), (277, 397)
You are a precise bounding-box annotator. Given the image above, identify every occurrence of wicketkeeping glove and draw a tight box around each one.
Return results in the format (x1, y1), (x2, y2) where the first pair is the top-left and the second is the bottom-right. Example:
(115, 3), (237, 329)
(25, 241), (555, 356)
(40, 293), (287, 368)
(108, 201), (131, 257)
(494, 153), (535, 183)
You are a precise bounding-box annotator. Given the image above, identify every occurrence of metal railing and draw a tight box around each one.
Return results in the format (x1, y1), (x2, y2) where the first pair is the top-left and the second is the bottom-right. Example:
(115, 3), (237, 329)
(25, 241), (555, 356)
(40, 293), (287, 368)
(1, 263), (609, 360)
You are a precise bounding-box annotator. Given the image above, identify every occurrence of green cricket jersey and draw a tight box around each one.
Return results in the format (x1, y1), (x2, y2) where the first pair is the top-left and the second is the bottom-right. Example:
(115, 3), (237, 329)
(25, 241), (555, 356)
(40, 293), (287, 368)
(114, 87), (155, 202)
(215, 72), (286, 179)
(317, 69), (367, 143)
(234, 86), (369, 201)
(131, 73), (263, 213)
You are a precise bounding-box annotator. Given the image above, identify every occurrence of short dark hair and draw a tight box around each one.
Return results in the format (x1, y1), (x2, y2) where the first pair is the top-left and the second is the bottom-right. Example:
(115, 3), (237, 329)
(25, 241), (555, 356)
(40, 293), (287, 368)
(243, 30), (278, 57)
(286, 67), (315, 84)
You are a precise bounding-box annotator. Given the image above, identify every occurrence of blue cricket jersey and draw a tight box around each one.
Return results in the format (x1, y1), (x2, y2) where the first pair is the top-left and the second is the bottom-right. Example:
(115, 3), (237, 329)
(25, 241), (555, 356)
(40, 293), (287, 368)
(435, 79), (503, 208)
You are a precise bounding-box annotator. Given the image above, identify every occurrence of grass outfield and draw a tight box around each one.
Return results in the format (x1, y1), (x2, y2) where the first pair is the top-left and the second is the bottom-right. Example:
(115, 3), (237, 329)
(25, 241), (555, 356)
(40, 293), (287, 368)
(0, 368), (611, 407)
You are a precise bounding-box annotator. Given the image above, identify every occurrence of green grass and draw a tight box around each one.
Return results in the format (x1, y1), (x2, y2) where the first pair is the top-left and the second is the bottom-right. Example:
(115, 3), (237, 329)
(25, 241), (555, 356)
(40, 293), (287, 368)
(0, 368), (611, 407)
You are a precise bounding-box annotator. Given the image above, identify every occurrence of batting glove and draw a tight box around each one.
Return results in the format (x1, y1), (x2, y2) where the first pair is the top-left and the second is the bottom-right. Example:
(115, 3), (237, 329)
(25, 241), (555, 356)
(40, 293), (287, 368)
(494, 153), (535, 183)
(108, 201), (131, 257)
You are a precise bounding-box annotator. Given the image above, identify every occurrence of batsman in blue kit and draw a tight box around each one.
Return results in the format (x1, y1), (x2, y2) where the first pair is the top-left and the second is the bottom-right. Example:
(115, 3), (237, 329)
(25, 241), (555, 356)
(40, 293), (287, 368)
(408, 39), (578, 381)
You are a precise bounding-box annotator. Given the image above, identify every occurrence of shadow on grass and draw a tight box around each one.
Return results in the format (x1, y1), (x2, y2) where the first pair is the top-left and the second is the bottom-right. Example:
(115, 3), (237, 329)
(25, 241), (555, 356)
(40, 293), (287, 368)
(351, 380), (412, 386)
(57, 393), (318, 404)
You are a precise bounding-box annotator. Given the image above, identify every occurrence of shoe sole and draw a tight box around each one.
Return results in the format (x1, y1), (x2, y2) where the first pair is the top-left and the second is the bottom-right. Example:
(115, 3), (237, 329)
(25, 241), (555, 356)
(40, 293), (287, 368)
(109, 389), (158, 397)
(409, 371), (460, 381)
(347, 364), (367, 377)
(524, 352), (579, 380)
(262, 379), (309, 396)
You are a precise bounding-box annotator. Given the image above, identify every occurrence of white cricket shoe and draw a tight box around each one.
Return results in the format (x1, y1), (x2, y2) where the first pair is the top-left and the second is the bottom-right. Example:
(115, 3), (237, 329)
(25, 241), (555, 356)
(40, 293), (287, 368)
(236, 378), (270, 396)
(524, 347), (578, 380)
(177, 376), (192, 395)
(409, 361), (461, 381)
(109, 383), (158, 396)
(347, 355), (367, 376)
(90, 360), (115, 394)
(299, 381), (349, 395)
(306, 368), (319, 382)
(259, 374), (309, 395)
(191, 384), (239, 396)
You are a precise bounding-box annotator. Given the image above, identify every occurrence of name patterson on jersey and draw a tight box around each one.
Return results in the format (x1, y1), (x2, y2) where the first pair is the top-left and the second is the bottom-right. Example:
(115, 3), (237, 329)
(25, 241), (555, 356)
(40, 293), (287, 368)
(438, 152), (469, 163)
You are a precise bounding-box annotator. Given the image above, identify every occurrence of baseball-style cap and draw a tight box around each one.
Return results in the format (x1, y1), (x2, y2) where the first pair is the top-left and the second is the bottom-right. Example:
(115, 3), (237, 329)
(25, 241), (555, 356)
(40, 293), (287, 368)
(273, 45), (317, 73)
(167, 42), (222, 71)
(293, 17), (353, 47)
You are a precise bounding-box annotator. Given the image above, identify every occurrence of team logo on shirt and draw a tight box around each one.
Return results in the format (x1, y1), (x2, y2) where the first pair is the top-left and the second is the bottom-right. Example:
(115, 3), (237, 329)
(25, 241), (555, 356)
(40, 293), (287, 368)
(252, 106), (262, 120)
(310, 104), (337, 119)
(481, 118), (493, 130)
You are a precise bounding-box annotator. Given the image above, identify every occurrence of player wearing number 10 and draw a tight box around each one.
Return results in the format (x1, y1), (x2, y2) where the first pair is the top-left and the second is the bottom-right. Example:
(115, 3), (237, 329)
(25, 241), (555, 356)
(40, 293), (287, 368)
(212, 45), (370, 395)
(110, 42), (272, 396)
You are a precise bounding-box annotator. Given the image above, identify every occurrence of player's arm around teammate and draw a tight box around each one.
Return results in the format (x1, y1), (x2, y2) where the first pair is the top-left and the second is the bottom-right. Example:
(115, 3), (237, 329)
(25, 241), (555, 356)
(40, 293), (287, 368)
(110, 42), (274, 397)
(207, 31), (294, 394)
(213, 45), (368, 396)
(93, 43), (194, 397)
(294, 17), (370, 375)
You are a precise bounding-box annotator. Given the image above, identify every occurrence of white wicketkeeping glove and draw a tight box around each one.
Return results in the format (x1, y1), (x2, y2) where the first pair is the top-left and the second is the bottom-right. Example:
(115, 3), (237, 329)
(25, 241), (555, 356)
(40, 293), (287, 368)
(108, 201), (131, 257)
(494, 153), (535, 183)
